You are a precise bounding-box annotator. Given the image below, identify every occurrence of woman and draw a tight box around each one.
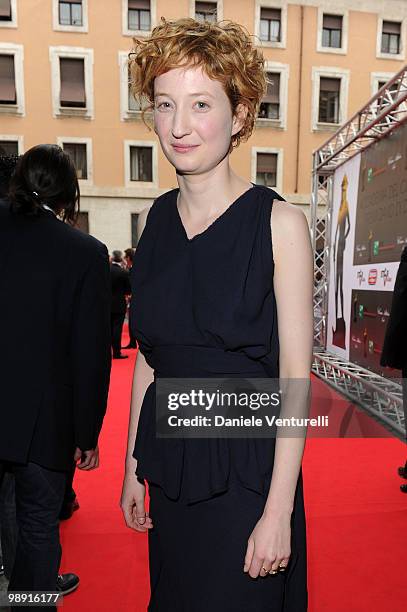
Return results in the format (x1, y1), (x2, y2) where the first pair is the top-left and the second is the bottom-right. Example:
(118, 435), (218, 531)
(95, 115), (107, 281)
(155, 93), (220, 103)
(0, 144), (111, 603)
(120, 18), (314, 611)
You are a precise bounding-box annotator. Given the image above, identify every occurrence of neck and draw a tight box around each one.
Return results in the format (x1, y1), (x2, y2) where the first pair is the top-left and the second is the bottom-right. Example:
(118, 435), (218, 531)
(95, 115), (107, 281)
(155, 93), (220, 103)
(176, 160), (252, 221)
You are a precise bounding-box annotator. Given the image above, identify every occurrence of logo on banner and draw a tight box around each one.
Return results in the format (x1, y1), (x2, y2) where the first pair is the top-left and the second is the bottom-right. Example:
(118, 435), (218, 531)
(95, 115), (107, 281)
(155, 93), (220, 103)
(368, 269), (378, 285)
(381, 268), (392, 286)
(356, 270), (366, 285)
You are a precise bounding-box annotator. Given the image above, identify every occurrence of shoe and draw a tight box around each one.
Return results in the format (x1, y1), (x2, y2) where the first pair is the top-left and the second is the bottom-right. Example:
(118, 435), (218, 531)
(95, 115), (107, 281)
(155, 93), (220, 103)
(400, 484), (407, 493)
(122, 343), (137, 349)
(113, 354), (128, 359)
(59, 497), (80, 521)
(397, 466), (407, 479)
(56, 573), (79, 596)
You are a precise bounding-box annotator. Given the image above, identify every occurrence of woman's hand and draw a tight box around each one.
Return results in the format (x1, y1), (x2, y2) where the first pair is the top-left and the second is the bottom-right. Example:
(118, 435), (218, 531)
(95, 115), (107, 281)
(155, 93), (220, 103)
(120, 471), (154, 533)
(243, 508), (291, 578)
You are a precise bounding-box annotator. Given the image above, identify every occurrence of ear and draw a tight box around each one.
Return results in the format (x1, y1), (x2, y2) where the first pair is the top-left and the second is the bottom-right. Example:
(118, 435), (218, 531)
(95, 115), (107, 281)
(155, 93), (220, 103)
(231, 103), (248, 137)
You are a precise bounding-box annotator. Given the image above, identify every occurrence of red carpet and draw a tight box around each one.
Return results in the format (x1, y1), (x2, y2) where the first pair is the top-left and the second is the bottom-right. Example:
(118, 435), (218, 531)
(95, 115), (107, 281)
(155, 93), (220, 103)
(60, 328), (406, 611)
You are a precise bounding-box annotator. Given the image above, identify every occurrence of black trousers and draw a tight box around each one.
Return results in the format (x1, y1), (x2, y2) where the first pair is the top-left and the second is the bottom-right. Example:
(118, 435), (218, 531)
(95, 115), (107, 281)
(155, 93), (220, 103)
(0, 467), (17, 580)
(127, 299), (138, 346)
(0, 461), (66, 608)
(111, 311), (126, 356)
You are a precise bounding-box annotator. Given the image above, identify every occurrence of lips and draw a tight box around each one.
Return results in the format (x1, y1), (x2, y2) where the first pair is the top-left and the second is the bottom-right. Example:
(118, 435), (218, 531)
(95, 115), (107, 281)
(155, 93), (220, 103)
(171, 144), (199, 152)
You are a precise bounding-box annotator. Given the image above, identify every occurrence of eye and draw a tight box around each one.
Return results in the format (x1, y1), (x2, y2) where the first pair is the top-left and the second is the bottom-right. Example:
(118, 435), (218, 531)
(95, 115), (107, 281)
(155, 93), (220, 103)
(195, 101), (209, 110)
(156, 101), (172, 110)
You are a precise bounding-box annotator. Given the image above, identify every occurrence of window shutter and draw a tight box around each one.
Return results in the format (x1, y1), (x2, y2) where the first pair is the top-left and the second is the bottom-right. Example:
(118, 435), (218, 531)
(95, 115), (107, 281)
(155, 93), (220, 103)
(320, 77), (340, 92)
(382, 21), (401, 35)
(257, 153), (277, 174)
(0, 55), (16, 103)
(260, 8), (281, 20)
(60, 58), (86, 106)
(323, 14), (342, 29)
(128, 0), (150, 9)
(0, 0), (11, 19)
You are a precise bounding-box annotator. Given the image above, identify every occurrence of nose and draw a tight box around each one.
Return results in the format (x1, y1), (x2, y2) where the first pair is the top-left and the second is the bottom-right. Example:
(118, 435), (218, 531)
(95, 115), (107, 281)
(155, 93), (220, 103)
(171, 107), (192, 139)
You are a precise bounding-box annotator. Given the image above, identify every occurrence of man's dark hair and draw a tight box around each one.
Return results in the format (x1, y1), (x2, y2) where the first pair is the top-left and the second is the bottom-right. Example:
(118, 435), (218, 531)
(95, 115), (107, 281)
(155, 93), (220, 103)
(8, 144), (80, 225)
(0, 155), (19, 198)
(112, 250), (123, 263)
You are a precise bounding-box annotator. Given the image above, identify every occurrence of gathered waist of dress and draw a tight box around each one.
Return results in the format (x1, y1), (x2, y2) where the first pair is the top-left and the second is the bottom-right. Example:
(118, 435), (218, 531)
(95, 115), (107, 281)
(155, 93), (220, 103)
(149, 344), (267, 378)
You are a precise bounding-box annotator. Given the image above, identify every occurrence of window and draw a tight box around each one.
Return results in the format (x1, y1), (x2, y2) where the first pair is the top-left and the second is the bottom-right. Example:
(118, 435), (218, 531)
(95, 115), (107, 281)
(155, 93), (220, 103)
(53, 0), (87, 32)
(74, 211), (89, 233)
(59, 1), (82, 26)
(259, 72), (280, 119)
(376, 78), (399, 109)
(128, 65), (144, 111)
(131, 213), (139, 247)
(62, 142), (87, 179)
(0, 54), (15, 104)
(59, 58), (85, 107)
(128, 80), (141, 111)
(195, 1), (217, 23)
(0, 45), (24, 115)
(381, 21), (401, 54)
(119, 51), (153, 120)
(312, 67), (348, 130)
(259, 8), (281, 42)
(0, 139), (18, 155)
(0, 0), (11, 21)
(130, 146), (152, 182)
(322, 14), (342, 48)
(377, 80), (398, 94)
(125, 140), (157, 186)
(128, 0), (150, 31)
(0, 0), (16, 27)
(256, 152), (277, 187)
(50, 47), (93, 118)
(318, 77), (340, 123)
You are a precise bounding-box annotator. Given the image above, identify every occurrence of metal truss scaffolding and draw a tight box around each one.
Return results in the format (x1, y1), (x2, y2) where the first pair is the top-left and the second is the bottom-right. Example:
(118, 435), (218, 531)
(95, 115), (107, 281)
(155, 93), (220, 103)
(310, 66), (407, 437)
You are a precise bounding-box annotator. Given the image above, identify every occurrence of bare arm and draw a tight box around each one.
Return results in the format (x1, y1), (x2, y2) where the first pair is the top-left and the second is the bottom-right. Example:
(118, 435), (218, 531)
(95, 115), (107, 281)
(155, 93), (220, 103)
(264, 201), (314, 515)
(120, 207), (155, 532)
(243, 201), (314, 578)
(125, 351), (154, 470)
(124, 207), (154, 471)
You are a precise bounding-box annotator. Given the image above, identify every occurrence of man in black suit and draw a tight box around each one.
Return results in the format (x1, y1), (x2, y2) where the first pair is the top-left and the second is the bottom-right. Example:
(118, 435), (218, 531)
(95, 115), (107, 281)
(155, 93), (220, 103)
(110, 250), (131, 359)
(380, 245), (407, 493)
(0, 145), (111, 606)
(122, 247), (138, 349)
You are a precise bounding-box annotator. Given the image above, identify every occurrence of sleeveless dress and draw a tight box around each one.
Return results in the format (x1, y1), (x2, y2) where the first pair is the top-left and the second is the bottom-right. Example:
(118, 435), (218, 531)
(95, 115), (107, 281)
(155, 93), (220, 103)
(130, 183), (307, 612)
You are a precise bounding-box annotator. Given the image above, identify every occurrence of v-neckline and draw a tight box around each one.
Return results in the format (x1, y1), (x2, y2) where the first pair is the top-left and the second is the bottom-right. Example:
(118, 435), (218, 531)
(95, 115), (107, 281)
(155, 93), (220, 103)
(173, 183), (256, 243)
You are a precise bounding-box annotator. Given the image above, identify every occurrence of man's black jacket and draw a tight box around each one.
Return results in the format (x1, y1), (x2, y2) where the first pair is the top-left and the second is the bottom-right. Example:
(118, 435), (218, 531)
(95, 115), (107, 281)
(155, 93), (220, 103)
(380, 246), (407, 370)
(110, 263), (131, 314)
(0, 200), (112, 471)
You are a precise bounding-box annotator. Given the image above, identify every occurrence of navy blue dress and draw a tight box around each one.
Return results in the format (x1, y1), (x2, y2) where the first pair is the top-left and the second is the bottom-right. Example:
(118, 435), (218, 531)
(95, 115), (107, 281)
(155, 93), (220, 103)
(130, 183), (307, 611)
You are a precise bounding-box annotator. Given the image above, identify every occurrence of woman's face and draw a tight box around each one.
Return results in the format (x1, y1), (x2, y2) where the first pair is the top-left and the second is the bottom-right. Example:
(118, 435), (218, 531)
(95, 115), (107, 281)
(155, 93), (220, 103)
(153, 65), (245, 175)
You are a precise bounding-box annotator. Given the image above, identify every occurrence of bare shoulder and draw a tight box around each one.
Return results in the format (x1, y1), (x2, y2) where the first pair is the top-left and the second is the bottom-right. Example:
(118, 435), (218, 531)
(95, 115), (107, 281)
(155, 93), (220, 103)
(271, 200), (312, 262)
(271, 199), (308, 228)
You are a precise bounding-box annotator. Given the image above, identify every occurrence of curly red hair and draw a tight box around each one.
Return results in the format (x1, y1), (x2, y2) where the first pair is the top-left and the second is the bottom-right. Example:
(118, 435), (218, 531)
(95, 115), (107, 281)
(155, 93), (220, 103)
(128, 17), (267, 152)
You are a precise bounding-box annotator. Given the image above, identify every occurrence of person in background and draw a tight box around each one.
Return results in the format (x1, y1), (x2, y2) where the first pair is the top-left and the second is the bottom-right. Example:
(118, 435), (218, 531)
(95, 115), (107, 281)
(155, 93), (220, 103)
(0, 144), (112, 607)
(122, 247), (138, 349)
(380, 245), (407, 493)
(0, 153), (19, 583)
(110, 250), (131, 359)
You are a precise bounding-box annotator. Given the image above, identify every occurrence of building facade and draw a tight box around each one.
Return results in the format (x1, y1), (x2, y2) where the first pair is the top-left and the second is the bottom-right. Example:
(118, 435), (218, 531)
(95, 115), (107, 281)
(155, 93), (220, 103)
(0, 0), (406, 251)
